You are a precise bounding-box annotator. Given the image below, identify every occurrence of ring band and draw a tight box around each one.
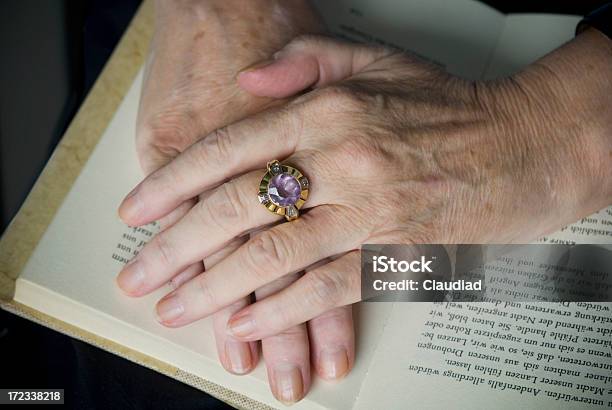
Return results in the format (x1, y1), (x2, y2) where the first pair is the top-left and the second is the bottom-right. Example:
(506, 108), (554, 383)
(258, 160), (309, 221)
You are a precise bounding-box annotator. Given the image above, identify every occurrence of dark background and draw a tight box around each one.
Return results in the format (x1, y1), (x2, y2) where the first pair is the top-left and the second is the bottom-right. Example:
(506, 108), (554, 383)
(0, 1), (607, 409)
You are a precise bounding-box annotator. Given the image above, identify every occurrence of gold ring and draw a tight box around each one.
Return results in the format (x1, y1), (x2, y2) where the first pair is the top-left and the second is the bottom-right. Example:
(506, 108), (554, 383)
(257, 160), (309, 221)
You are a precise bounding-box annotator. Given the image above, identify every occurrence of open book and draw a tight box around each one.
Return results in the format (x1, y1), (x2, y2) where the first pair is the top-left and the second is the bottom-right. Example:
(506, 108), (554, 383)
(2, 0), (611, 409)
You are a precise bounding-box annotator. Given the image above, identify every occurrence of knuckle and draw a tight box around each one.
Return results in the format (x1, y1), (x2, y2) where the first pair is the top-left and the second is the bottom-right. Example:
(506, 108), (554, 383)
(201, 126), (235, 166)
(244, 231), (290, 278)
(337, 138), (389, 176)
(154, 161), (190, 201)
(140, 110), (195, 153)
(310, 307), (351, 331)
(152, 233), (176, 267)
(274, 324), (306, 340)
(215, 181), (248, 222)
(343, 263), (362, 299)
(193, 199), (215, 228)
(256, 272), (301, 299)
(303, 269), (343, 308)
(194, 191), (238, 237)
(315, 85), (369, 114)
(139, 160), (187, 202)
(197, 275), (218, 308)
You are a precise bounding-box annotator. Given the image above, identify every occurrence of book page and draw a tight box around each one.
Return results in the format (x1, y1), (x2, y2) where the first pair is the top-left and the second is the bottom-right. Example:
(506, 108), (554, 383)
(311, 0), (504, 80)
(541, 208), (612, 245)
(356, 216), (612, 409)
(354, 301), (612, 409)
(14, 70), (393, 410)
(355, 211), (612, 409)
(483, 14), (581, 79)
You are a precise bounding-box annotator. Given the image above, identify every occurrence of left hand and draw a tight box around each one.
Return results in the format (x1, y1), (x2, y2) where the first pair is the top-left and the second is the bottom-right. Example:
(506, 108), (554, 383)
(117, 33), (612, 342)
(126, 3), (356, 403)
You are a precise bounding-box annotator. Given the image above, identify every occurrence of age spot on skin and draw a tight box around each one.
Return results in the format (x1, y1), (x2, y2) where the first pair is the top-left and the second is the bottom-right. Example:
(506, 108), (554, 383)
(194, 30), (206, 41)
(249, 29), (260, 41)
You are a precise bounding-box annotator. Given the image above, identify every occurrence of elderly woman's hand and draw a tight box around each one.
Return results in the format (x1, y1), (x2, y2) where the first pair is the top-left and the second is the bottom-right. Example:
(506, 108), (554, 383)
(131, 1), (358, 404)
(119, 30), (611, 400)
(137, 0), (322, 174)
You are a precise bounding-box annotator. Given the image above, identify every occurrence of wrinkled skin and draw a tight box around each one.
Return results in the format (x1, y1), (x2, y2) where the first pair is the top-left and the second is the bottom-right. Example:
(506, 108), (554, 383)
(133, 1), (360, 404)
(122, 27), (612, 403)
(137, 0), (321, 173)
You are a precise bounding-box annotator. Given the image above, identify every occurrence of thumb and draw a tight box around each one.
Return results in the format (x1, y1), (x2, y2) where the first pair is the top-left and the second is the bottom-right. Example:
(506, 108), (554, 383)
(237, 35), (395, 98)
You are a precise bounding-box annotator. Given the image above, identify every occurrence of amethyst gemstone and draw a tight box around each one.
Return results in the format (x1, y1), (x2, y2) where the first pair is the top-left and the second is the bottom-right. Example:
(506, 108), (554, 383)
(268, 173), (301, 206)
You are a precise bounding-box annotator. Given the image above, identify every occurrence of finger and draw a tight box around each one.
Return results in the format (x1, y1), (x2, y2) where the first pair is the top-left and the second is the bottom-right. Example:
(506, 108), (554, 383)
(157, 198), (197, 231)
(308, 306), (354, 381)
(133, 148), (204, 289)
(138, 146), (176, 178)
(118, 109), (301, 227)
(168, 262), (202, 290)
(227, 251), (360, 341)
(116, 167), (329, 296)
(237, 35), (395, 98)
(256, 273), (310, 405)
(118, 196), (203, 295)
(213, 298), (258, 376)
(209, 237), (259, 375)
(154, 207), (363, 326)
(120, 201), (204, 294)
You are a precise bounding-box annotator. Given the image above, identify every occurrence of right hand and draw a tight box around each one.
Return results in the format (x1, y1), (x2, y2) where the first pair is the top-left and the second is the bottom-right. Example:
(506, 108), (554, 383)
(128, 1), (355, 404)
(123, 29), (612, 405)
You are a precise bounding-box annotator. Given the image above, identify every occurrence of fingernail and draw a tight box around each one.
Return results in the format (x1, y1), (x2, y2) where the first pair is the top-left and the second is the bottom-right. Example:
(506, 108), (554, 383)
(156, 293), (184, 324)
(118, 185), (143, 222)
(273, 363), (304, 405)
(116, 260), (145, 295)
(319, 348), (349, 380)
(224, 341), (253, 375)
(227, 312), (256, 338)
